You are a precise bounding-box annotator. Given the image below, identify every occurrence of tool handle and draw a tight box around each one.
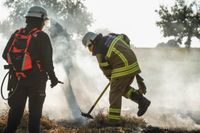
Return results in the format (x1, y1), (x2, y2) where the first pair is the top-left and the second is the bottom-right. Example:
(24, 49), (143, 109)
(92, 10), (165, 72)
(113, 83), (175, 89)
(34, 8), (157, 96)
(58, 81), (64, 84)
(87, 82), (110, 114)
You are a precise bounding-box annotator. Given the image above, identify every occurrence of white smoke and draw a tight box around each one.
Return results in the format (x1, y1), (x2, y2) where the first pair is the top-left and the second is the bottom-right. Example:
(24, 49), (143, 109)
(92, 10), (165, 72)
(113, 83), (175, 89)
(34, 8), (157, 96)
(1, 27), (200, 130)
(42, 34), (108, 121)
(0, 33), (10, 111)
(0, 3), (200, 131)
(132, 48), (200, 130)
(46, 33), (200, 130)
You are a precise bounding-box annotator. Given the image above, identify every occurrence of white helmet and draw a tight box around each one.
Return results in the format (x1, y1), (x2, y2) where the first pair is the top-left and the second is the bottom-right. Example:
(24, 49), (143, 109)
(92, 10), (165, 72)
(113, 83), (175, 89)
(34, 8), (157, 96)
(25, 6), (48, 20)
(82, 32), (97, 47)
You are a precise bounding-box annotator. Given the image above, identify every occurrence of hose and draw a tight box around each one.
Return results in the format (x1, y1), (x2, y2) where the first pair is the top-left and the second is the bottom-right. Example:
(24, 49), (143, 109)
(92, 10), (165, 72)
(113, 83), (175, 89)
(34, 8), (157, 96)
(1, 71), (20, 100)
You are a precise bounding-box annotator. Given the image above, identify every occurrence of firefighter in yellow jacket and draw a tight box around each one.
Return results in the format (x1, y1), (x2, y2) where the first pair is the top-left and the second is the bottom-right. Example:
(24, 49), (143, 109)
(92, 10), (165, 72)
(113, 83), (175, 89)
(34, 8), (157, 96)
(82, 32), (151, 126)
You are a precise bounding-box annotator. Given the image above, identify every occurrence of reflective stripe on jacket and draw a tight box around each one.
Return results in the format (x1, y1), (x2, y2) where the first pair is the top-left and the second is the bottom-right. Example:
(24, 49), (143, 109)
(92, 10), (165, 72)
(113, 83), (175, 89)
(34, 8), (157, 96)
(103, 35), (141, 79)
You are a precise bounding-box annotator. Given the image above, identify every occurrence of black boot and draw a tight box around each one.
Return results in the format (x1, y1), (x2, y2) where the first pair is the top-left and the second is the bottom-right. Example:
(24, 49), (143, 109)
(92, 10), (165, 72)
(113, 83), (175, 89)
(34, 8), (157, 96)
(131, 91), (151, 116)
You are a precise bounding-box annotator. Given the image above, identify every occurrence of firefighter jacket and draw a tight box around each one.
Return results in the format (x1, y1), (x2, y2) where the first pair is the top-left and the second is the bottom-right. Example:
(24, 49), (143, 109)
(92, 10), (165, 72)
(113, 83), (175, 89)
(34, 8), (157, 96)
(2, 25), (56, 82)
(92, 34), (141, 80)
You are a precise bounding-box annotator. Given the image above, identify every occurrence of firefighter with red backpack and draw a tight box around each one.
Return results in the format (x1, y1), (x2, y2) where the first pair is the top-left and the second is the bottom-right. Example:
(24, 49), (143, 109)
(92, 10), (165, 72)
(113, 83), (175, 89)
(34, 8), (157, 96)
(2, 6), (62, 133)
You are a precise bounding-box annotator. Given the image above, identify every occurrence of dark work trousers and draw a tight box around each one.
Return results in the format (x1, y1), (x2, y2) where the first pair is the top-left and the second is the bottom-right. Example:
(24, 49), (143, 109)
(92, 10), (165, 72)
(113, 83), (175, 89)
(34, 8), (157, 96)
(3, 77), (47, 133)
(109, 76), (135, 121)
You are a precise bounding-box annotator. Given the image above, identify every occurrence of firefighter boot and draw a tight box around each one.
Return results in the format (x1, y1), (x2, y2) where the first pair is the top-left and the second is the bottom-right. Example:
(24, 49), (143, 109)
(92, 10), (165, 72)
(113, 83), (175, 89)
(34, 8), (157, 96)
(131, 91), (151, 116)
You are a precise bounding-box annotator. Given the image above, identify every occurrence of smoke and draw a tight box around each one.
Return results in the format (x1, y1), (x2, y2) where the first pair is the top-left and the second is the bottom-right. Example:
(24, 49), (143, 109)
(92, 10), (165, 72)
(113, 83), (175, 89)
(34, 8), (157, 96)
(132, 48), (200, 130)
(0, 4), (100, 122)
(0, 33), (9, 111)
(1, 23), (200, 130)
(42, 30), (108, 121)
(0, 3), (200, 131)
(47, 28), (200, 130)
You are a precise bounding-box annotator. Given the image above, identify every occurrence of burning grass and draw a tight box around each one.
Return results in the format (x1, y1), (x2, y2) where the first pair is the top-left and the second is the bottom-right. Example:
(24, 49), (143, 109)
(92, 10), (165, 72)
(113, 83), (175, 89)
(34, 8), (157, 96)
(0, 110), (200, 133)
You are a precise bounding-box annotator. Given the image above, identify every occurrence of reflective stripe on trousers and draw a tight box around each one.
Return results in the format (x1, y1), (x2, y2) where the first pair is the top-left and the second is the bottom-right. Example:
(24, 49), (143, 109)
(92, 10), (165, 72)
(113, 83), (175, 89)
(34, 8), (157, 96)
(108, 107), (121, 120)
(109, 76), (134, 121)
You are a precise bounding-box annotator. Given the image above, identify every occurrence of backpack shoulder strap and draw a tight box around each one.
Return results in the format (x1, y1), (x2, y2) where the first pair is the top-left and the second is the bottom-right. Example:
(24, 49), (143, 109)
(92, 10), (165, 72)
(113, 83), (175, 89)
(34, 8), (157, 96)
(11, 28), (22, 37)
(24, 28), (42, 52)
(28, 28), (42, 35)
(8, 28), (25, 52)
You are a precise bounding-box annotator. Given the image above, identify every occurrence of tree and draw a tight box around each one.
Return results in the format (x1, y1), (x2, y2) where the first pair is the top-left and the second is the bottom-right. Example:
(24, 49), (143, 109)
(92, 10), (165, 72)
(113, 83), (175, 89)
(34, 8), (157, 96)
(155, 0), (200, 48)
(0, 0), (93, 36)
(156, 39), (180, 48)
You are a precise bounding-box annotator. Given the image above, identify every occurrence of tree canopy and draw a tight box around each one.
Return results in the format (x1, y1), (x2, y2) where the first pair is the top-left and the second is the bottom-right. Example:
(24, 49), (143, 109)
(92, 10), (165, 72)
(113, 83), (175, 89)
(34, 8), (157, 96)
(0, 0), (93, 36)
(156, 39), (180, 48)
(155, 0), (200, 48)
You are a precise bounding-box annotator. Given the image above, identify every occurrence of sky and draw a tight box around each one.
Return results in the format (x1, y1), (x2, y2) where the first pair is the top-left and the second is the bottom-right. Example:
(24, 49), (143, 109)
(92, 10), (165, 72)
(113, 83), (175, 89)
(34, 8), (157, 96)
(0, 0), (199, 47)
(83, 0), (200, 47)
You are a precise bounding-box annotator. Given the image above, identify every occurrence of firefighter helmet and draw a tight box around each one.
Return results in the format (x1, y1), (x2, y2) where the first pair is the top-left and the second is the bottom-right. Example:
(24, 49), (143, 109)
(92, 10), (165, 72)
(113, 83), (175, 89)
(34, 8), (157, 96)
(25, 6), (48, 20)
(82, 32), (97, 47)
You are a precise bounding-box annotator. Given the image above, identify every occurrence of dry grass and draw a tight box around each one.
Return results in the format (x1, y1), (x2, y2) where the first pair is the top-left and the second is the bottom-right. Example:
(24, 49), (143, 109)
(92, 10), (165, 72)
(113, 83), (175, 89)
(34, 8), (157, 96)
(0, 110), (200, 133)
(0, 110), (146, 133)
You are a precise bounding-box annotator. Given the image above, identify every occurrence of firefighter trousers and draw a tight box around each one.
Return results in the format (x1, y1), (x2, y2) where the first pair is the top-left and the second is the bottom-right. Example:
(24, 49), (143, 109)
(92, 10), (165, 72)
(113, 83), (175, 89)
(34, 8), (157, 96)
(108, 76), (135, 121)
(3, 78), (47, 133)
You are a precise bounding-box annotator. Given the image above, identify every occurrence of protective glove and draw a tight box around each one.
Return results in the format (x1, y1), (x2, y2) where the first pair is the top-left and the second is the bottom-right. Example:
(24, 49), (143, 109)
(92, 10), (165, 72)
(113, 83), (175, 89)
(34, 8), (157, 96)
(136, 74), (147, 95)
(138, 82), (147, 95)
(50, 76), (59, 88)
(48, 71), (63, 88)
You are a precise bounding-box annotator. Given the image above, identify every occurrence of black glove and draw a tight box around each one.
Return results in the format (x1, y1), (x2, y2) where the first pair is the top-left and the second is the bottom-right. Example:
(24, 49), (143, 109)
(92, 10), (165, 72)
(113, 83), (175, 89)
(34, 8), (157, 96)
(138, 82), (147, 95)
(48, 71), (59, 88)
(136, 74), (147, 95)
(50, 76), (59, 88)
